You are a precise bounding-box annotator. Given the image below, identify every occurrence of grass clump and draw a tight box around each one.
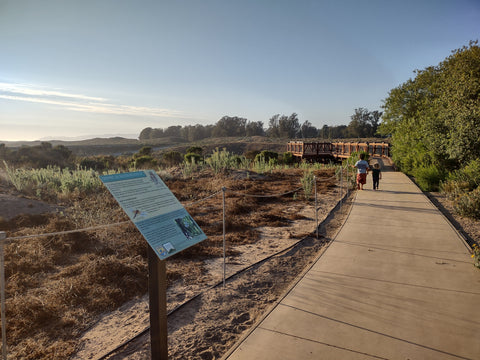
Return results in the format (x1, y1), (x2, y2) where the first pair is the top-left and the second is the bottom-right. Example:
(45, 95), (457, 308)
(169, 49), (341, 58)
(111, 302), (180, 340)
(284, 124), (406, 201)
(3, 161), (107, 201)
(441, 159), (480, 219)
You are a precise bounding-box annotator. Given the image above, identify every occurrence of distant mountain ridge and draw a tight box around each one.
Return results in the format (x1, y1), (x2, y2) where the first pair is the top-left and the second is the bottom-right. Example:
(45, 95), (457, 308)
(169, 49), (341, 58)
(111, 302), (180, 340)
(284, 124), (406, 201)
(37, 133), (138, 141)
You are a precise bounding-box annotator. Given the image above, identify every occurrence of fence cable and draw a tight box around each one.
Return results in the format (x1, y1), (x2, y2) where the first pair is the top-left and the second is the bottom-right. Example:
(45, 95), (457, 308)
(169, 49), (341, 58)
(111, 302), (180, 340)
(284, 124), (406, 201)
(2, 176), (322, 242)
(3, 190), (222, 242)
(225, 186), (304, 198)
(4, 221), (132, 242)
(184, 190), (222, 207)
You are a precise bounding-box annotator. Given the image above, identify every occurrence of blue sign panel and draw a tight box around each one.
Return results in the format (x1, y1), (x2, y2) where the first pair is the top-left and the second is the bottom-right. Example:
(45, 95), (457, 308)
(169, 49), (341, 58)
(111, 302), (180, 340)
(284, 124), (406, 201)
(100, 170), (207, 260)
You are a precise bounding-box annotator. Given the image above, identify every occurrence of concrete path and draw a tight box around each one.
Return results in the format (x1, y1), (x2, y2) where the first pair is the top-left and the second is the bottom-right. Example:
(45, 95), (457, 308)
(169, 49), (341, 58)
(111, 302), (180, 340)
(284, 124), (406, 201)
(223, 165), (480, 360)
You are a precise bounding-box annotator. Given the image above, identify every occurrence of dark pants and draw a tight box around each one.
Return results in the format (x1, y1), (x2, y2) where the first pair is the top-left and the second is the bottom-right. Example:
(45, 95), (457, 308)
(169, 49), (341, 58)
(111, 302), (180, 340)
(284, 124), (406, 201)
(373, 177), (379, 190)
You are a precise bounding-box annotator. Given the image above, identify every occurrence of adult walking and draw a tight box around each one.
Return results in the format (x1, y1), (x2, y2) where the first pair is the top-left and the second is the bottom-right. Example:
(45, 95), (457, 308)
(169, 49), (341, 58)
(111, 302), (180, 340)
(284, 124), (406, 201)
(352, 153), (369, 190)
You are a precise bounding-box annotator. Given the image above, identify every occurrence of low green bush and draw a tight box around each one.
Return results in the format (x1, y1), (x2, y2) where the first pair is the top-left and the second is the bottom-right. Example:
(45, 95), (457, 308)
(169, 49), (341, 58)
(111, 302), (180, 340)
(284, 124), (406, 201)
(413, 165), (445, 191)
(447, 158), (480, 191)
(184, 153), (202, 164)
(254, 150), (278, 163)
(282, 152), (294, 165)
(162, 151), (183, 166)
(453, 187), (480, 219)
(133, 155), (157, 169)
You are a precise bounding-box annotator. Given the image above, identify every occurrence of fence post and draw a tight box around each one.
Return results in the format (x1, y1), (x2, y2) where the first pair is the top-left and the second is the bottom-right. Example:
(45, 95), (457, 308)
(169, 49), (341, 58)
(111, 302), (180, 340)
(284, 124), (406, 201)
(340, 166), (343, 209)
(345, 163), (349, 198)
(222, 187), (226, 288)
(0, 232), (7, 360)
(314, 176), (318, 239)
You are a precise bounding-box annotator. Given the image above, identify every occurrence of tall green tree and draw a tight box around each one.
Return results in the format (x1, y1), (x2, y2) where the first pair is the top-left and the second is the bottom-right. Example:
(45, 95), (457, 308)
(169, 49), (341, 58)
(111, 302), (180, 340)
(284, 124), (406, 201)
(347, 108), (383, 138)
(300, 120), (318, 138)
(245, 121), (265, 136)
(379, 40), (480, 186)
(212, 116), (247, 137)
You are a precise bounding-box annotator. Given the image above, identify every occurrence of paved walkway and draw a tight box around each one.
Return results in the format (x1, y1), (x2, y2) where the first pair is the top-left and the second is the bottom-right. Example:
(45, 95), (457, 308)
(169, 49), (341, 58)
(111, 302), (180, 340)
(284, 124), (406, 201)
(223, 164), (480, 360)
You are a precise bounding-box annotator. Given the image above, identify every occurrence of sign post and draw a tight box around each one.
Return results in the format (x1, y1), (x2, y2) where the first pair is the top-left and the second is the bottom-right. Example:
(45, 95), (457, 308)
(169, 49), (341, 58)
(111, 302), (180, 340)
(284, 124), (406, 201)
(99, 171), (207, 360)
(148, 246), (167, 359)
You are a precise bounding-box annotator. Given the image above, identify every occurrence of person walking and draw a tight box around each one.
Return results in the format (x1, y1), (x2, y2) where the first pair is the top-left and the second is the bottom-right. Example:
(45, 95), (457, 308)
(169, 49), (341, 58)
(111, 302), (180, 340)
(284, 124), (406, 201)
(371, 163), (382, 190)
(353, 153), (369, 190)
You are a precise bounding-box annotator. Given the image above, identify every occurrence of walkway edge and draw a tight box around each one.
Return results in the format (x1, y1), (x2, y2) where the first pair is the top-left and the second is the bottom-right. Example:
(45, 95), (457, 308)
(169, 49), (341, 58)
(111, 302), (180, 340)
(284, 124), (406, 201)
(220, 190), (358, 360)
(408, 175), (473, 253)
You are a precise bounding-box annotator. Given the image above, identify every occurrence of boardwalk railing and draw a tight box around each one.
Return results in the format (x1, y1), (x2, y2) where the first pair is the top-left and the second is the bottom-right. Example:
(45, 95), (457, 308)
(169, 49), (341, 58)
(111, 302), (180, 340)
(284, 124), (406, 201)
(287, 141), (390, 162)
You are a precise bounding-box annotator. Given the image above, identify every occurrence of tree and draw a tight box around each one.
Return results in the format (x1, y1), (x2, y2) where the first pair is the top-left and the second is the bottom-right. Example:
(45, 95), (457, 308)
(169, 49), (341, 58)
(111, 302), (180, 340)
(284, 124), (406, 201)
(378, 40), (480, 188)
(300, 120), (318, 138)
(150, 128), (164, 139)
(212, 116), (247, 137)
(279, 113), (300, 138)
(347, 108), (382, 138)
(245, 121), (265, 136)
(370, 110), (382, 136)
(267, 113), (300, 138)
(164, 126), (182, 138)
(319, 125), (330, 139)
(266, 114), (281, 138)
(139, 127), (153, 140)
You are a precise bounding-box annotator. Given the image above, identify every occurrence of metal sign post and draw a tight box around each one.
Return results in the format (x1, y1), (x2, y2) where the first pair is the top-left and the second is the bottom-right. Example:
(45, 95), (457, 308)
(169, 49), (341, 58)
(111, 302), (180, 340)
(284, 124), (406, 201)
(148, 246), (168, 360)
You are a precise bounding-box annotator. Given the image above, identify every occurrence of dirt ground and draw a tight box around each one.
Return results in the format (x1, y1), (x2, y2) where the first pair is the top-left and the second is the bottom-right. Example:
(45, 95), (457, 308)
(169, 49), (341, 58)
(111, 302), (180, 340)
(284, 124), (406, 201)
(71, 173), (350, 360)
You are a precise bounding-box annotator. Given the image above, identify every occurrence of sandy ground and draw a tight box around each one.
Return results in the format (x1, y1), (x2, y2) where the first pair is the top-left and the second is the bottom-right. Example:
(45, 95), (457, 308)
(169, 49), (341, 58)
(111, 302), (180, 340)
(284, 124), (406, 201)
(70, 188), (349, 360)
(71, 170), (479, 360)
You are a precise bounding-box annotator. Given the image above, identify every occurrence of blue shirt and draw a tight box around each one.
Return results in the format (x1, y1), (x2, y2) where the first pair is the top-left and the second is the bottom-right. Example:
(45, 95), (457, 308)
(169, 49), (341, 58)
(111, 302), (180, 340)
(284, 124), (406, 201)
(354, 160), (369, 174)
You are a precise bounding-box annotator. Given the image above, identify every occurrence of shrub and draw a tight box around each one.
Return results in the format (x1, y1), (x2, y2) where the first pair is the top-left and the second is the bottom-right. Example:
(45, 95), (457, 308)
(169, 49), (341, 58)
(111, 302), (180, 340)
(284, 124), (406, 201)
(349, 151), (370, 162)
(472, 243), (480, 268)
(133, 155), (157, 169)
(301, 170), (314, 200)
(205, 148), (246, 173)
(78, 156), (114, 171)
(447, 158), (480, 191)
(162, 151), (183, 166)
(282, 152), (294, 165)
(186, 146), (203, 155)
(3, 162), (104, 200)
(184, 153), (202, 164)
(413, 165), (445, 191)
(453, 187), (480, 219)
(136, 146), (153, 157)
(244, 150), (260, 160)
(255, 150), (278, 163)
(440, 179), (471, 201)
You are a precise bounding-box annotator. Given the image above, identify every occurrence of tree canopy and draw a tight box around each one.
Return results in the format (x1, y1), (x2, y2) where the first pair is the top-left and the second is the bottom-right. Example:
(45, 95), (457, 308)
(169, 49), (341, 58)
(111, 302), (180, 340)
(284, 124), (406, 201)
(379, 40), (480, 188)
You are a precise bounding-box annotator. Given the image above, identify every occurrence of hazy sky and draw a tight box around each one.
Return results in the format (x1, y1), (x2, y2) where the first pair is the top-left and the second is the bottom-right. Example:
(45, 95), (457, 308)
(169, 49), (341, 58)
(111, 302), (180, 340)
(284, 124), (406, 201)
(1, 0), (479, 141)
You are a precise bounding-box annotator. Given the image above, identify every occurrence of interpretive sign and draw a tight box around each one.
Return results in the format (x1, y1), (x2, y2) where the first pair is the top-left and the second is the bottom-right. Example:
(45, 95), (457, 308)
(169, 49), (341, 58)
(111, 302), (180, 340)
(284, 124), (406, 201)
(100, 170), (207, 260)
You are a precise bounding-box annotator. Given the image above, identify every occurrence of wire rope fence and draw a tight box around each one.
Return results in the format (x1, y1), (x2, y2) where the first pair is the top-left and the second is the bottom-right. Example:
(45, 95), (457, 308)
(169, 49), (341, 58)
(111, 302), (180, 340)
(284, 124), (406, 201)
(0, 169), (352, 359)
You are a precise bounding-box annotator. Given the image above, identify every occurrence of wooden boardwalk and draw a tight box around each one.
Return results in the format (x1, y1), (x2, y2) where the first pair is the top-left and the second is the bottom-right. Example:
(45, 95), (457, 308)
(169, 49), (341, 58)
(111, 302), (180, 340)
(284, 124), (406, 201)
(287, 141), (390, 162)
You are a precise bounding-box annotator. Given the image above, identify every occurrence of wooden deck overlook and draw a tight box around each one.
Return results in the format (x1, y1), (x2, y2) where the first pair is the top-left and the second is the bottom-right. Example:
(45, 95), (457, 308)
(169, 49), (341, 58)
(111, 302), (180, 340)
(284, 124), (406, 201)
(286, 141), (390, 162)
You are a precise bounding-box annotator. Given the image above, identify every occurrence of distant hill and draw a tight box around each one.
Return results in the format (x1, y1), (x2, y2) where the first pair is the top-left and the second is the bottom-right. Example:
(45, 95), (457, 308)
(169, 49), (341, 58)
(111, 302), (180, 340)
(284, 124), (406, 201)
(1, 136), (287, 156)
(1, 136), (388, 157)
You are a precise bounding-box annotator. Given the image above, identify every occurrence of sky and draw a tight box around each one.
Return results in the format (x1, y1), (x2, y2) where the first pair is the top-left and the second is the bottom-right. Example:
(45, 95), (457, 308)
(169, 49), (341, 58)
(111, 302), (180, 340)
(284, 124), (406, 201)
(1, 0), (479, 141)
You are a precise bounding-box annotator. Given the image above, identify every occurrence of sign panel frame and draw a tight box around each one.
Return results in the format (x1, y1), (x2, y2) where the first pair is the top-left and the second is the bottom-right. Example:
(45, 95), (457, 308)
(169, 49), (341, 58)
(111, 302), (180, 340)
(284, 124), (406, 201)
(100, 170), (207, 260)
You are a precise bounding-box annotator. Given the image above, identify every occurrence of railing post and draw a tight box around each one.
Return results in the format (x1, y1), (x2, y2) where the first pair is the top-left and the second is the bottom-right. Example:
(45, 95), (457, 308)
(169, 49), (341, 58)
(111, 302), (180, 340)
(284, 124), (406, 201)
(340, 166), (343, 209)
(0, 232), (6, 360)
(222, 187), (226, 288)
(314, 176), (318, 239)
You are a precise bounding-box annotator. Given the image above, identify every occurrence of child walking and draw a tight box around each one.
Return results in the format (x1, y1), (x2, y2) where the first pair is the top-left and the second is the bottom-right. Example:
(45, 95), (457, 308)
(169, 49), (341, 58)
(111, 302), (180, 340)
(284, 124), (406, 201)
(371, 163), (382, 190)
(353, 153), (369, 190)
